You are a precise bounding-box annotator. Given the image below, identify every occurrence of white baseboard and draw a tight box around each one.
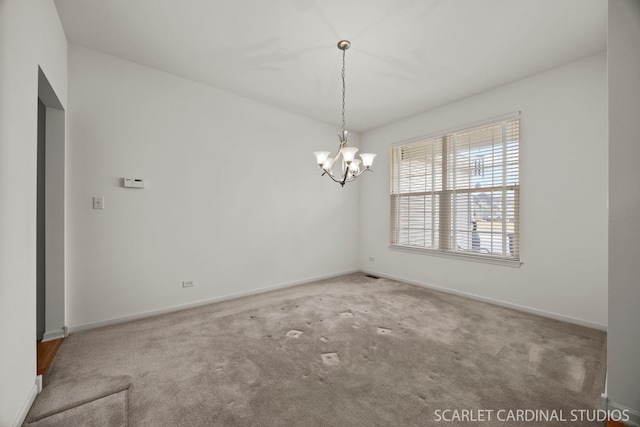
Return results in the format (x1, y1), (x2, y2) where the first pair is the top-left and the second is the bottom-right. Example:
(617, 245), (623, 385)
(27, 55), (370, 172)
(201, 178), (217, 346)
(42, 326), (66, 342)
(361, 269), (608, 331)
(13, 381), (39, 427)
(602, 395), (640, 427)
(68, 270), (359, 333)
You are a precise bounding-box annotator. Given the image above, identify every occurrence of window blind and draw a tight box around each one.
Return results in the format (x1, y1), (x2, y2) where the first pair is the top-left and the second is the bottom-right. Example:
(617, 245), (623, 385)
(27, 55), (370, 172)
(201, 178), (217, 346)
(390, 117), (520, 260)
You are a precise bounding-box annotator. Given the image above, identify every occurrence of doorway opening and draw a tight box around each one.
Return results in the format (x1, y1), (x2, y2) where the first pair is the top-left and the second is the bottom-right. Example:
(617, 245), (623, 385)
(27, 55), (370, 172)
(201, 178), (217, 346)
(36, 67), (66, 376)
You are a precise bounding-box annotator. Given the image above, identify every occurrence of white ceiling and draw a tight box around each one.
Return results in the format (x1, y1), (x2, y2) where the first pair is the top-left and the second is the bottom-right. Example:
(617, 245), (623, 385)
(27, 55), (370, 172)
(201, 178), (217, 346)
(53, 0), (607, 132)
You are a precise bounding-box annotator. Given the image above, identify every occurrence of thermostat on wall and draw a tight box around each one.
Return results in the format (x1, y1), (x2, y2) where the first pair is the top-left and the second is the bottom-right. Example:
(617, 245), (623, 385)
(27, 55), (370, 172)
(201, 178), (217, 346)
(123, 178), (145, 188)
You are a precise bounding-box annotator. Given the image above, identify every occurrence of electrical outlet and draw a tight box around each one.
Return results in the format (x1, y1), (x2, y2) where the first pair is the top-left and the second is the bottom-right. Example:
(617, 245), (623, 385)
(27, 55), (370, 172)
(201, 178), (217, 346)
(182, 280), (194, 288)
(369, 256), (375, 262)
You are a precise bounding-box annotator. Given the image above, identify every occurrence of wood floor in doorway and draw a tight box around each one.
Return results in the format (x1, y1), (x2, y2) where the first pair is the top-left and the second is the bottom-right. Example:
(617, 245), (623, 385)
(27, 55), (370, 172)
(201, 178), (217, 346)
(37, 338), (63, 376)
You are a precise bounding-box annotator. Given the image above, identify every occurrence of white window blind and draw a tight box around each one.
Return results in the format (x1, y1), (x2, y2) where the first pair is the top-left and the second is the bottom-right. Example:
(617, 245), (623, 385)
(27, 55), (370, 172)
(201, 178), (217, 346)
(390, 117), (520, 261)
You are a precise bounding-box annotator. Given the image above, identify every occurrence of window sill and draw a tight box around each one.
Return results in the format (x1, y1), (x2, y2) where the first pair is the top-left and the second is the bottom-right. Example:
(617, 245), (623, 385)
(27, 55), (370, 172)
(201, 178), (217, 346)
(389, 244), (522, 268)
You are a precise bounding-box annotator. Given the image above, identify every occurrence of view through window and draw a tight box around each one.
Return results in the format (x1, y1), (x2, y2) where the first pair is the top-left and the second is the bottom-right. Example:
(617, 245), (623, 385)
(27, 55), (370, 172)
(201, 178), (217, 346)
(390, 117), (520, 261)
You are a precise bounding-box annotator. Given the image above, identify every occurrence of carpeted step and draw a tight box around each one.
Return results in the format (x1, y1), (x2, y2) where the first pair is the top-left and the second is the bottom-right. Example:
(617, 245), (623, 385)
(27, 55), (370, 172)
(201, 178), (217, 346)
(25, 388), (128, 427)
(25, 374), (131, 425)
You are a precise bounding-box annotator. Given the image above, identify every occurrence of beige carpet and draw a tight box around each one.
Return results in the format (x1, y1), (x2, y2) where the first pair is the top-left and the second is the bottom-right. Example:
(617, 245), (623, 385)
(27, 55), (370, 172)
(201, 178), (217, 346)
(25, 273), (606, 426)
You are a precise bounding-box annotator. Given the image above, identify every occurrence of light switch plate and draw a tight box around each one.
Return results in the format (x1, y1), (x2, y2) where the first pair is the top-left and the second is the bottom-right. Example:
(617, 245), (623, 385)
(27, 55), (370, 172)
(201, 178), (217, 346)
(93, 196), (104, 209)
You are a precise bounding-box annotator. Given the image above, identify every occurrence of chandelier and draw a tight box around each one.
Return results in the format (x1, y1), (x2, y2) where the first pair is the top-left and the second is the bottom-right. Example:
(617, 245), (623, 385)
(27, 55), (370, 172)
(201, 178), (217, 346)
(313, 40), (376, 187)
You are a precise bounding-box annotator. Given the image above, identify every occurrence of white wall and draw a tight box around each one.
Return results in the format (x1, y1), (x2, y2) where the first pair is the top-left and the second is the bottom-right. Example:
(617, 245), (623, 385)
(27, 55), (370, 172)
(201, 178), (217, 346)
(607, 0), (640, 421)
(66, 44), (359, 330)
(0, 1), (67, 425)
(359, 53), (608, 329)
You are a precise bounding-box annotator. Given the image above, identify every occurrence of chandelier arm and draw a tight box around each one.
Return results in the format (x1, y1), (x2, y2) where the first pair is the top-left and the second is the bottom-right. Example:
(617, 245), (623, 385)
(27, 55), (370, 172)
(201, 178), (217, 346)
(322, 161), (352, 186)
(324, 165), (373, 185)
(324, 171), (346, 185)
(341, 164), (351, 184)
(352, 168), (374, 178)
(326, 169), (339, 180)
(342, 174), (358, 184)
(322, 161), (341, 181)
(324, 148), (342, 172)
(339, 168), (373, 184)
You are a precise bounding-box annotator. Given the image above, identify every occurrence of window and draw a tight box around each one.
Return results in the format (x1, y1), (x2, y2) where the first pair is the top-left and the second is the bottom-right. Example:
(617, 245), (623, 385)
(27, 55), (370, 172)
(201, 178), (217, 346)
(390, 117), (520, 262)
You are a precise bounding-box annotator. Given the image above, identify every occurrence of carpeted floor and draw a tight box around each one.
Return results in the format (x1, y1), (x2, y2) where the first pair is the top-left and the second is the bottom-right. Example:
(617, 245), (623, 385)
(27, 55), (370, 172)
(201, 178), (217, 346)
(25, 273), (607, 426)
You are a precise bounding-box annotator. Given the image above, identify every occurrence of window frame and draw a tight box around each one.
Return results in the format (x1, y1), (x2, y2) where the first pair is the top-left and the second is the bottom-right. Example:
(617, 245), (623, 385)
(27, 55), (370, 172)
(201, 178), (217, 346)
(389, 113), (522, 267)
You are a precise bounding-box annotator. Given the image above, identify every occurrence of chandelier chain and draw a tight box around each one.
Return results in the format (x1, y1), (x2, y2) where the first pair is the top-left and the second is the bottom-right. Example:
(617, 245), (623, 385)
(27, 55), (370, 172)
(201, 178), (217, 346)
(341, 48), (346, 132)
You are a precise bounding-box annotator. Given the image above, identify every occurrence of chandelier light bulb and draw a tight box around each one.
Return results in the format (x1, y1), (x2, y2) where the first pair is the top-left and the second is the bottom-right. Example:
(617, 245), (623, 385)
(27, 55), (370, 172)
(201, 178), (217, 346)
(313, 151), (330, 166)
(359, 153), (377, 169)
(340, 146), (358, 164)
(349, 159), (362, 174)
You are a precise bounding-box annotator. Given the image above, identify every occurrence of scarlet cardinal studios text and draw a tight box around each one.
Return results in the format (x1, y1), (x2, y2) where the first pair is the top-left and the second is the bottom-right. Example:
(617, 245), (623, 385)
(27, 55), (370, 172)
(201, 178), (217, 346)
(433, 408), (629, 423)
